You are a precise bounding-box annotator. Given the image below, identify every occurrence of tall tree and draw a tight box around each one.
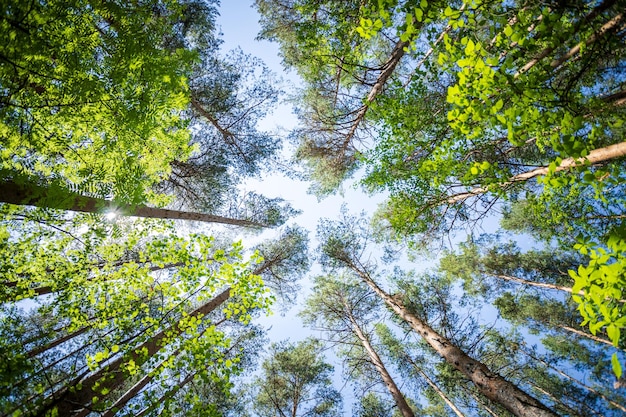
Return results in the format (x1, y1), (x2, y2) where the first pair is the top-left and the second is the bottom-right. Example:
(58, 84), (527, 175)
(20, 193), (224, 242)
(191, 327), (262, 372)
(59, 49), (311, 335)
(251, 338), (342, 417)
(301, 274), (417, 417)
(316, 213), (558, 417)
(0, 214), (311, 416)
(0, 0), (208, 204)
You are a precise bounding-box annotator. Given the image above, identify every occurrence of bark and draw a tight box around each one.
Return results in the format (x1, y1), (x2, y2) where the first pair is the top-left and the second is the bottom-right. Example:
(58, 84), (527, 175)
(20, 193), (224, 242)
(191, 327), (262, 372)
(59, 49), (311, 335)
(560, 324), (614, 347)
(190, 98), (251, 163)
(488, 273), (626, 303)
(0, 178), (266, 227)
(549, 13), (624, 70)
(38, 260), (271, 416)
(37, 287), (231, 416)
(341, 36), (411, 151)
(345, 258), (558, 417)
(346, 313), (415, 417)
(492, 273), (576, 294)
(445, 141), (626, 205)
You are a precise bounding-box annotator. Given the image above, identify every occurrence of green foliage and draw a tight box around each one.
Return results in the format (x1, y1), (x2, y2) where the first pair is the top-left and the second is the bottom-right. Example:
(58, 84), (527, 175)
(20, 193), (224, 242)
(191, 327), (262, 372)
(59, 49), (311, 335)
(252, 338), (342, 417)
(0, 0), (204, 204)
(0, 210), (273, 415)
(571, 228), (626, 376)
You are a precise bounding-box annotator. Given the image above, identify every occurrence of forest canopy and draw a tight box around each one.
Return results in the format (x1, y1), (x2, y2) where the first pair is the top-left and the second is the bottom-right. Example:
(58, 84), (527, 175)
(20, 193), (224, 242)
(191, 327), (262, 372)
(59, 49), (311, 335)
(1, 0), (625, 416)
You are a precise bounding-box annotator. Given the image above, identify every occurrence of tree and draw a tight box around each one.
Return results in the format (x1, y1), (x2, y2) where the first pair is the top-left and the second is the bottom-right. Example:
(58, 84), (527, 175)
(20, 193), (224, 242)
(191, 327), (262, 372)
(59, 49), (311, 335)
(301, 274), (417, 417)
(316, 213), (558, 417)
(0, 175), (293, 228)
(251, 338), (342, 417)
(258, 0), (626, 375)
(0, 214), (311, 416)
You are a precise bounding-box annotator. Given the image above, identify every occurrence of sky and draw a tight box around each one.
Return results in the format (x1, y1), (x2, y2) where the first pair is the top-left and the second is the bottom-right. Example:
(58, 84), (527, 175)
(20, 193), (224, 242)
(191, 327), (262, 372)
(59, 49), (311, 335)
(215, 1), (507, 412)
(215, 1), (388, 408)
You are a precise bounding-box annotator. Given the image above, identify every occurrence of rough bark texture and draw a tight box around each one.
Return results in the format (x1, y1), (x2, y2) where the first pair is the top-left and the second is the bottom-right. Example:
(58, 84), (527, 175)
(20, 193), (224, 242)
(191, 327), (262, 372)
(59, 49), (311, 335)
(347, 260), (558, 417)
(0, 178), (265, 227)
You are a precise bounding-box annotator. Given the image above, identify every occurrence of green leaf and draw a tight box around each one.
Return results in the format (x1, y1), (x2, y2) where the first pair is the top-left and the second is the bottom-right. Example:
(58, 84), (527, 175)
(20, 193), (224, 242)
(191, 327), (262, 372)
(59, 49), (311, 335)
(503, 25), (513, 37)
(612, 353), (623, 379)
(465, 39), (475, 55)
(414, 8), (423, 22)
(607, 324), (620, 346)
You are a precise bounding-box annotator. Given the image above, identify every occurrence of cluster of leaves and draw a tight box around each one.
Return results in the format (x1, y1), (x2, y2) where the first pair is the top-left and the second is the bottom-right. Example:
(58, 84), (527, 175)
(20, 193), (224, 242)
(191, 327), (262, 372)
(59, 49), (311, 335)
(0, 208), (273, 416)
(0, 0), (201, 204)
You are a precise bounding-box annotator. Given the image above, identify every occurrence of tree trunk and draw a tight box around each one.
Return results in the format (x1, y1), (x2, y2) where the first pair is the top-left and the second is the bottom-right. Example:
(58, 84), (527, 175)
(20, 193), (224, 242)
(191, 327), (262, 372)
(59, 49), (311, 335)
(407, 359), (465, 417)
(0, 178), (266, 227)
(346, 259), (558, 417)
(38, 258), (272, 416)
(341, 36), (410, 150)
(560, 325), (614, 347)
(37, 287), (231, 416)
(346, 313), (415, 417)
(446, 141), (626, 205)
(515, 1), (619, 77)
(492, 273), (576, 294)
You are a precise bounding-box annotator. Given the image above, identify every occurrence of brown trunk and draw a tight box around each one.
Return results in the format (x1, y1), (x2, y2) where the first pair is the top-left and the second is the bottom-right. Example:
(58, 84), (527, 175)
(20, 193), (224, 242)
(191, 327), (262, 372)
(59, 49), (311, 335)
(560, 324), (614, 347)
(190, 99), (251, 163)
(446, 141), (626, 205)
(39, 259), (270, 416)
(37, 287), (231, 416)
(346, 259), (558, 417)
(492, 273), (575, 294)
(549, 13), (623, 70)
(346, 313), (415, 417)
(0, 179), (265, 228)
(341, 36), (411, 151)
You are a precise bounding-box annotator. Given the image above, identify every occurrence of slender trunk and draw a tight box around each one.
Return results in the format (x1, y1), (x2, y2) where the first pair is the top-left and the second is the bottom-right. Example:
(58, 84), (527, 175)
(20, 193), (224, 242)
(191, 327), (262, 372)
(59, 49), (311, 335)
(346, 313), (415, 417)
(515, 1), (619, 77)
(522, 347), (626, 413)
(529, 382), (601, 417)
(38, 259), (270, 416)
(190, 99), (251, 163)
(342, 36), (411, 150)
(492, 273), (575, 294)
(549, 13), (623, 70)
(445, 141), (626, 205)
(560, 324), (614, 347)
(346, 259), (557, 417)
(465, 388), (501, 417)
(490, 273), (626, 303)
(36, 288), (231, 417)
(135, 372), (196, 417)
(0, 178), (266, 228)
(409, 363), (465, 417)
